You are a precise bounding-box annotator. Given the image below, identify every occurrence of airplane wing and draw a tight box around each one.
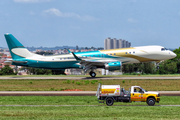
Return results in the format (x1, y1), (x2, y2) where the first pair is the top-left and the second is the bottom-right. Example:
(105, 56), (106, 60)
(72, 52), (108, 72)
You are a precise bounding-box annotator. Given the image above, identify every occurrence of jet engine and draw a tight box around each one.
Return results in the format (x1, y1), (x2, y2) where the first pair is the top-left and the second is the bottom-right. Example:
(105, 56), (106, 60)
(104, 61), (121, 71)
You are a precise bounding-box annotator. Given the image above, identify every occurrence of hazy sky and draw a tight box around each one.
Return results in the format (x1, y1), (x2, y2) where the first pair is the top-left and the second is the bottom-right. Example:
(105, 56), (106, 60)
(0, 0), (180, 48)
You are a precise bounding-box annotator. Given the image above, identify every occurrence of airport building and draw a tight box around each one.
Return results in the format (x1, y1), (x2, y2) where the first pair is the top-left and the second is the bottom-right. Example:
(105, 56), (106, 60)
(104, 37), (131, 50)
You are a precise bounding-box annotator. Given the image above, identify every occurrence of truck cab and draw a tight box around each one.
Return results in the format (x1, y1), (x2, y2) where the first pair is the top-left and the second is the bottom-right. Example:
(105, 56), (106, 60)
(96, 84), (160, 106)
(131, 86), (160, 106)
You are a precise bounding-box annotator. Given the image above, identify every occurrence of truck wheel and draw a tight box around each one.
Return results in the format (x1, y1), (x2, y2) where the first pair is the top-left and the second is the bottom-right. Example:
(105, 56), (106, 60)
(147, 98), (155, 106)
(106, 97), (114, 106)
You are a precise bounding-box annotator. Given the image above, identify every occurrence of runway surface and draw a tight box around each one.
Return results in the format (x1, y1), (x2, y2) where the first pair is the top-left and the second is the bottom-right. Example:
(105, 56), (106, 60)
(0, 76), (180, 80)
(0, 105), (180, 107)
(0, 91), (180, 96)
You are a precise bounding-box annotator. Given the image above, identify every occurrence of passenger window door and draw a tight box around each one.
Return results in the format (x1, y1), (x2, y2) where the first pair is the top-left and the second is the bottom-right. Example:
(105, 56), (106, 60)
(131, 87), (144, 101)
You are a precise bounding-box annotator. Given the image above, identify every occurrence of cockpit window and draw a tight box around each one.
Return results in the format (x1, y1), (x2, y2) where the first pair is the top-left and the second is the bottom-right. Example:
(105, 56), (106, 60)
(161, 48), (165, 51)
(161, 48), (168, 51)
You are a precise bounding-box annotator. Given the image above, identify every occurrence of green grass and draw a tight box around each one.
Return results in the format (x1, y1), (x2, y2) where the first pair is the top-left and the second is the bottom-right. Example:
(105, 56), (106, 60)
(0, 96), (180, 120)
(0, 96), (179, 105)
(0, 106), (179, 120)
(0, 79), (180, 91)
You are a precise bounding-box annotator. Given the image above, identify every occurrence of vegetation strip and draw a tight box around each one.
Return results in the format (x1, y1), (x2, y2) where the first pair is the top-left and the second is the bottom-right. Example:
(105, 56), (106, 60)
(0, 79), (180, 91)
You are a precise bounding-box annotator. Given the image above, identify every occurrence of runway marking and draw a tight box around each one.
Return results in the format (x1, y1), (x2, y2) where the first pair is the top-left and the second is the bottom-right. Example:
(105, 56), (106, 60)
(0, 105), (180, 107)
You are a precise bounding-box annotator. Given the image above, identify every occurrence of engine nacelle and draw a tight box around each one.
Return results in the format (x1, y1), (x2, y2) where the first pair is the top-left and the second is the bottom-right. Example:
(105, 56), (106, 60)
(104, 61), (121, 71)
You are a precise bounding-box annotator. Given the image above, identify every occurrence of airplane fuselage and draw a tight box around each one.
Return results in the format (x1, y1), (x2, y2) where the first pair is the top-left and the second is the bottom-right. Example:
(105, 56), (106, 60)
(11, 45), (176, 69)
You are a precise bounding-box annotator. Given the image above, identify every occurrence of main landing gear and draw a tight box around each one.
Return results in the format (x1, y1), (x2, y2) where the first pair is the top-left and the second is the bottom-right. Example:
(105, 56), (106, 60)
(89, 71), (96, 78)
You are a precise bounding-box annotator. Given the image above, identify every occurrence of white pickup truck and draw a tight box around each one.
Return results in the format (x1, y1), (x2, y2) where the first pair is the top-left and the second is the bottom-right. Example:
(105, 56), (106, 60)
(96, 83), (160, 106)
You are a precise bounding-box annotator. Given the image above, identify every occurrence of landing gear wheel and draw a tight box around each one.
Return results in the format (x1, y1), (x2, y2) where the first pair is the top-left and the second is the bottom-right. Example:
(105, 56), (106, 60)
(106, 97), (114, 106)
(147, 98), (155, 106)
(89, 71), (96, 78)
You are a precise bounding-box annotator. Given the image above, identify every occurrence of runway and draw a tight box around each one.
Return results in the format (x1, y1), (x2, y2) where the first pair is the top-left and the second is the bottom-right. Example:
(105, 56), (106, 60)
(1, 76), (180, 80)
(0, 91), (180, 96)
(0, 105), (180, 107)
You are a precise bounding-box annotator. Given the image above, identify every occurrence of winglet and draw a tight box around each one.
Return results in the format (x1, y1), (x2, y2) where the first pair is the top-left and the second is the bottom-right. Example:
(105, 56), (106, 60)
(72, 52), (82, 61)
(67, 49), (71, 53)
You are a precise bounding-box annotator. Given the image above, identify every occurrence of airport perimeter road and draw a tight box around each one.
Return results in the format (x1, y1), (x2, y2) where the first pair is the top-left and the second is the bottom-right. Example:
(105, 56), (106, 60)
(0, 91), (180, 96)
(1, 76), (180, 80)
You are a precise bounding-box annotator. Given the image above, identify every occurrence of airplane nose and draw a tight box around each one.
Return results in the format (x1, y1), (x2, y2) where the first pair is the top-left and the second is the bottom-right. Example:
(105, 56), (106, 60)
(171, 52), (176, 58)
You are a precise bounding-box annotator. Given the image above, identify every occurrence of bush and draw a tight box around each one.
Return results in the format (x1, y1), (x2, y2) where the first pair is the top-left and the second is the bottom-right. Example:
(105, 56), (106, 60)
(123, 73), (131, 75)
(84, 80), (89, 85)
(131, 72), (137, 75)
(76, 81), (82, 85)
(98, 82), (102, 84)
(29, 82), (33, 84)
(67, 80), (70, 84)
(50, 88), (55, 90)
(91, 80), (98, 84)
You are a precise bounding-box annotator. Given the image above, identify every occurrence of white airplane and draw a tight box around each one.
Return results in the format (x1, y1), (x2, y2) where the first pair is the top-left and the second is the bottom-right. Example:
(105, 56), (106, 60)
(4, 33), (176, 77)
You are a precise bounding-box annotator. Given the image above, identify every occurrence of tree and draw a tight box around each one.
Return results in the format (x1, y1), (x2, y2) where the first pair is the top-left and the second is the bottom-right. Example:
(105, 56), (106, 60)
(52, 70), (66, 75)
(169, 47), (180, 73)
(122, 62), (156, 74)
(158, 60), (177, 74)
(143, 62), (156, 74)
(122, 64), (135, 74)
(26, 67), (66, 75)
(157, 47), (180, 74)
(0, 65), (17, 75)
(26, 67), (51, 75)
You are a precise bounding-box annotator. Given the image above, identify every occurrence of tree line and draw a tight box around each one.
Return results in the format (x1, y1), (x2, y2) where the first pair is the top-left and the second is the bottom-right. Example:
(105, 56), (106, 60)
(0, 65), (65, 75)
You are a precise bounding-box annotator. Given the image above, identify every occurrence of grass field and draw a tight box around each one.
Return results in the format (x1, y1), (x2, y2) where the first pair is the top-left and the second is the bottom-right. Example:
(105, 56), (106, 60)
(0, 96), (180, 105)
(0, 96), (180, 120)
(0, 79), (180, 91)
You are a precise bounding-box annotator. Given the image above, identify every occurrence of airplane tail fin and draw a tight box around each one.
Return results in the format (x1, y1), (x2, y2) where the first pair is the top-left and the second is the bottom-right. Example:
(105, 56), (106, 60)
(4, 33), (33, 59)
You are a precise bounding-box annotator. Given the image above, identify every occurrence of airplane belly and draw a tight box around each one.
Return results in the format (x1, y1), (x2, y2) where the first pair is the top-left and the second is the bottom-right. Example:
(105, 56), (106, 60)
(26, 60), (79, 69)
(121, 57), (140, 64)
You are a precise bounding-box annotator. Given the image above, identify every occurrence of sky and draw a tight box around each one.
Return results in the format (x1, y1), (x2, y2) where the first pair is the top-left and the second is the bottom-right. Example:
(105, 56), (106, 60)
(0, 0), (180, 48)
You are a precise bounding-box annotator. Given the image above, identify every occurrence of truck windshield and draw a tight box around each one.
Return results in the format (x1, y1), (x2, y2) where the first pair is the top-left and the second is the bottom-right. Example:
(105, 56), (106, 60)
(141, 88), (147, 92)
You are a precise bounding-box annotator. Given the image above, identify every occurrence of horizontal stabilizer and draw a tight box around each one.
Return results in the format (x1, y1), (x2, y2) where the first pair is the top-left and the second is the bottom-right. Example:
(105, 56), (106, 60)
(12, 61), (28, 64)
(4, 60), (28, 65)
(4, 60), (12, 65)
